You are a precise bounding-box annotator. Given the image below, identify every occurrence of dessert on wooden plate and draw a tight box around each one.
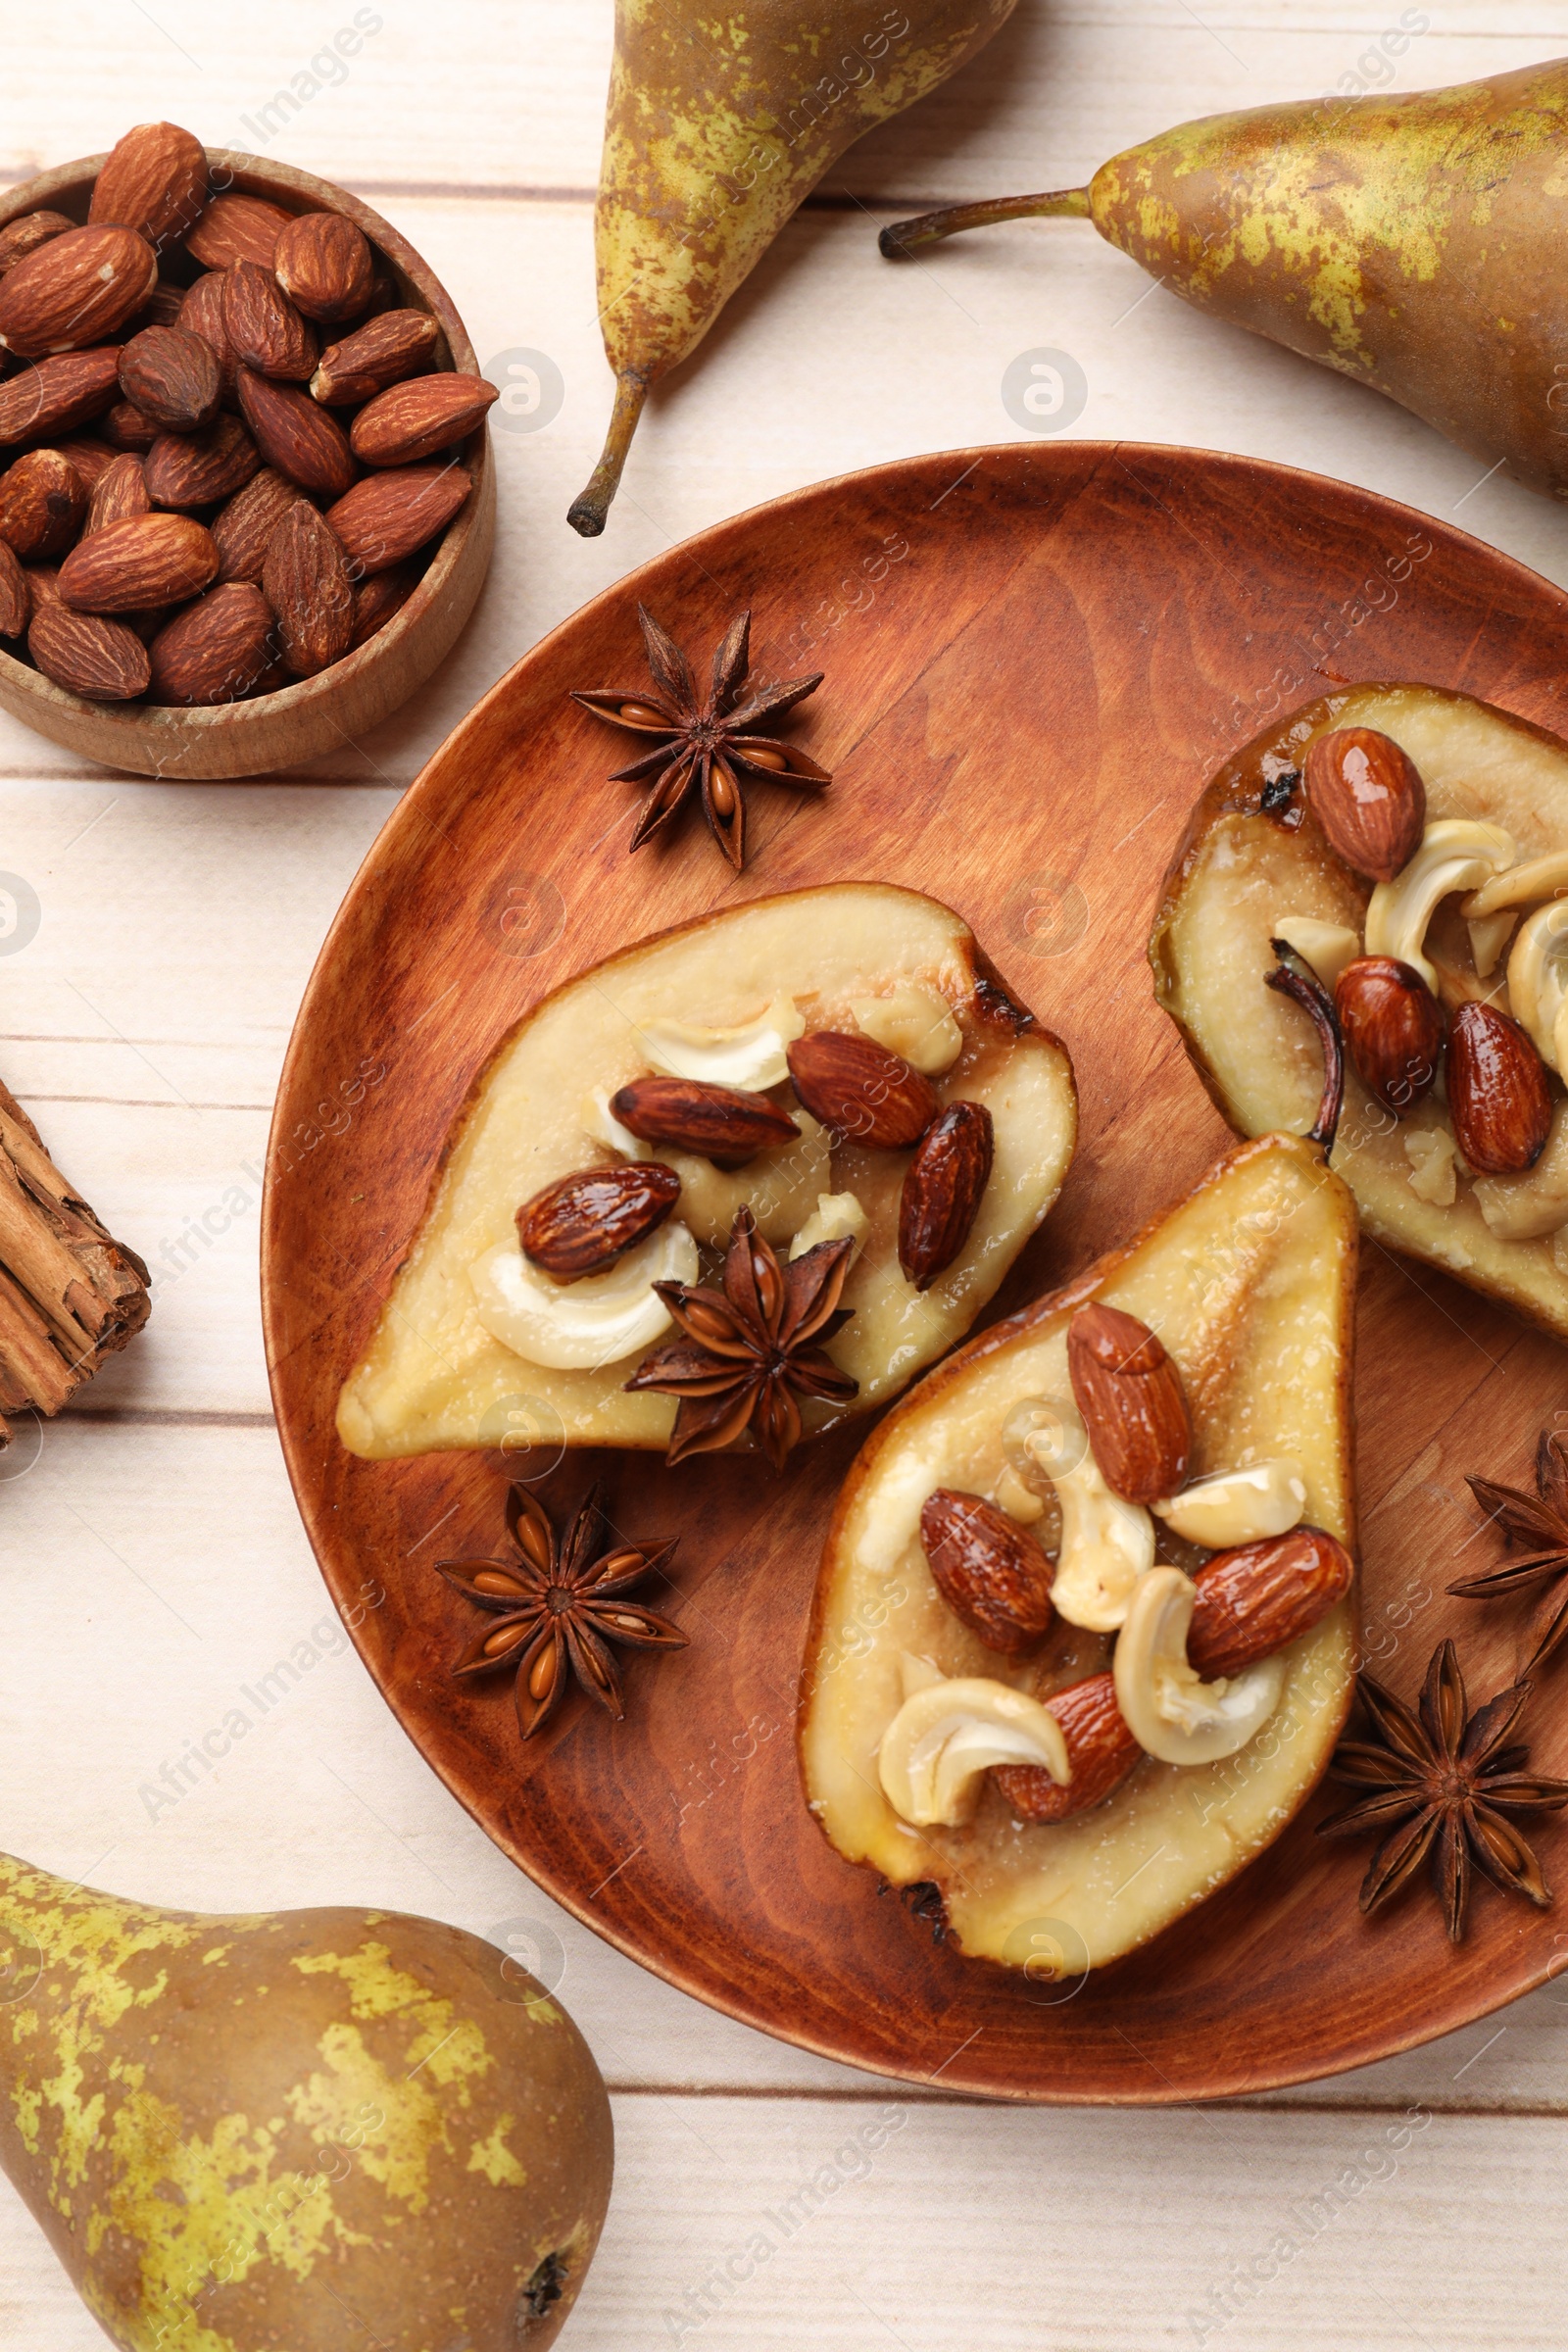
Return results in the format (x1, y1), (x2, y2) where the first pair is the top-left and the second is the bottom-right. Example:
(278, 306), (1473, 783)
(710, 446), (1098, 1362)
(338, 883), (1077, 1462)
(801, 989), (1357, 1974)
(1152, 683), (1568, 1340)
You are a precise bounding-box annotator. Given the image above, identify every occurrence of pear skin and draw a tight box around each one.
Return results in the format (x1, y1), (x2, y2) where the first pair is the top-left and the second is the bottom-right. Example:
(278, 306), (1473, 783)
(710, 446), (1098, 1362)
(882, 59), (1568, 500)
(0, 1854), (612, 2350)
(570, 0), (1017, 533)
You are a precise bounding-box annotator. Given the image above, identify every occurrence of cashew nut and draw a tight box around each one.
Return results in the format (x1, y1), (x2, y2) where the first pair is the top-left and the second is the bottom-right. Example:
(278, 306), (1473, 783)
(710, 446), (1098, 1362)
(789, 1189), (870, 1264)
(1152, 1457), (1306, 1547)
(1042, 1397), (1155, 1632)
(468, 1221), (699, 1370)
(1473, 1099), (1568, 1242)
(1461, 850), (1568, 920)
(851, 985), (964, 1074)
(877, 1672), (1070, 1827)
(1112, 1566), (1285, 1767)
(1505, 899), (1568, 1074)
(1364, 819), (1517, 990)
(635, 992), (805, 1090)
(1404, 1125), (1459, 1206)
(1272, 916), (1362, 991)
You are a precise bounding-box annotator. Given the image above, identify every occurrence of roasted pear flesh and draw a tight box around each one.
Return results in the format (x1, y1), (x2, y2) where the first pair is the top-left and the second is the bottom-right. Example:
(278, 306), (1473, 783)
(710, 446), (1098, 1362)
(800, 1132), (1357, 1973)
(1151, 683), (1568, 1343)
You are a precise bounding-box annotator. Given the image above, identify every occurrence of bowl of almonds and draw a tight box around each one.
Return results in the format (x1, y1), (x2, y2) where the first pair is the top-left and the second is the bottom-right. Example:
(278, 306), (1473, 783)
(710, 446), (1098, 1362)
(0, 123), (496, 778)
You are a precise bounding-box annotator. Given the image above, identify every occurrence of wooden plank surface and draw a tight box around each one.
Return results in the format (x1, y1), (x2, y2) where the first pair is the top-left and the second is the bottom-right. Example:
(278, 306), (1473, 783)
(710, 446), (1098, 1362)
(4, 2), (1568, 2344)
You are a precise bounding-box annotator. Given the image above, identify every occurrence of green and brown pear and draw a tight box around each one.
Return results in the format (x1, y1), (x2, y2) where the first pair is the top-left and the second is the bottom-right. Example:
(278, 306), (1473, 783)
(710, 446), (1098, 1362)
(0, 1852), (612, 2349)
(883, 58), (1568, 501)
(570, 0), (1017, 534)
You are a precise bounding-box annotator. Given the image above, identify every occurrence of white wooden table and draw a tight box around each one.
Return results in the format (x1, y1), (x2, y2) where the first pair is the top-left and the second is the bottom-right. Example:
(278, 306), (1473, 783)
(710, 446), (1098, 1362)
(4, 6), (1568, 2345)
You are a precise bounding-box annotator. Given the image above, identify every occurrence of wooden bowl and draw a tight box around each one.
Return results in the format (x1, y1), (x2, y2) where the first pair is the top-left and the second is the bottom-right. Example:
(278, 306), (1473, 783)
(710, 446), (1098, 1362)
(265, 444), (1568, 2101)
(0, 150), (494, 780)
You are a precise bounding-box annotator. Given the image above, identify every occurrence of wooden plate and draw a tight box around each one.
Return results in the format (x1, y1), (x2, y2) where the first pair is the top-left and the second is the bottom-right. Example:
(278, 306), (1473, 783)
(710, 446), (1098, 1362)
(264, 444), (1568, 2103)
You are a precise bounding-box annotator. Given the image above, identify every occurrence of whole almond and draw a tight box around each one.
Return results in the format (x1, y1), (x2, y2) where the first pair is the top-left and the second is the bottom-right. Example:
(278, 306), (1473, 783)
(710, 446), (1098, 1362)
(118, 325), (221, 432)
(0, 538), (25, 636)
(148, 581), (275, 706)
(137, 282), (188, 330)
(0, 225), (158, 358)
(994, 1671), (1141, 1822)
(28, 603), (149, 700)
(1066, 1301), (1192, 1505)
(1335, 955), (1444, 1114)
(0, 449), (85, 560)
(324, 464), (470, 571)
(1303, 726), (1426, 883)
(311, 308), (440, 405)
(210, 466), (301, 585)
(49, 436), (118, 491)
(90, 122), (208, 252)
(85, 453), (151, 535)
(274, 212), (373, 324)
(1187, 1527), (1354, 1679)
(262, 501), (354, 677)
(178, 270), (238, 398)
(609, 1075), (799, 1167)
(898, 1100), (993, 1288)
(237, 368), (355, 497)
(0, 213), (74, 279)
(787, 1028), (937, 1147)
(57, 511), (218, 612)
(222, 261), (317, 382)
(920, 1487), (1054, 1653)
(350, 559), (417, 647)
(350, 372), (498, 467)
(23, 564), (61, 612)
(516, 1161), (682, 1280)
(144, 414), (260, 509)
(0, 348), (122, 445)
(101, 400), (160, 452)
(184, 192), (290, 273)
(1446, 1000), (1553, 1175)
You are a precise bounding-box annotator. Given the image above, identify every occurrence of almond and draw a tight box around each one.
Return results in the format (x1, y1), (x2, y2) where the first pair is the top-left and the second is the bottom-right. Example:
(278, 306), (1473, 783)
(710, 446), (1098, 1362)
(84, 452), (150, 535)
(0, 212), (74, 279)
(90, 122), (208, 252)
(178, 270), (238, 399)
(324, 464), (470, 573)
(236, 368), (354, 498)
(1334, 955), (1444, 1114)
(350, 371), (499, 467)
(143, 414), (259, 510)
(184, 192), (289, 273)
(516, 1161), (682, 1281)
(609, 1075), (800, 1166)
(210, 466), (301, 585)
(920, 1487), (1054, 1653)
(137, 282), (188, 330)
(118, 324), (221, 432)
(222, 261), (317, 383)
(0, 348), (122, 445)
(1303, 726), (1426, 883)
(349, 559), (417, 647)
(57, 511), (218, 612)
(101, 400), (160, 452)
(28, 603), (148, 700)
(1446, 1000), (1553, 1175)
(310, 308), (441, 405)
(1065, 1301), (1192, 1505)
(147, 581), (275, 706)
(0, 225), (157, 359)
(23, 563), (61, 612)
(49, 436), (119, 490)
(0, 449), (85, 561)
(993, 1672), (1140, 1822)
(898, 1100), (993, 1288)
(0, 538), (25, 636)
(1186, 1527), (1354, 1679)
(786, 1029), (938, 1146)
(262, 500), (354, 677)
(273, 212), (373, 324)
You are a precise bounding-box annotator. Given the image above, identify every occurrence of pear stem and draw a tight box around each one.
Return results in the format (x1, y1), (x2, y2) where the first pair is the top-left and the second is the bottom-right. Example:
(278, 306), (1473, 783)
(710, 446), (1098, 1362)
(567, 371), (650, 538)
(1267, 941), (1346, 1156)
(879, 186), (1091, 259)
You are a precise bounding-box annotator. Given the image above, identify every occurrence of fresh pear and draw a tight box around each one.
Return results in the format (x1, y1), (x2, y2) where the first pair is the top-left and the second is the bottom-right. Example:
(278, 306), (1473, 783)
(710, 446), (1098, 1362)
(0, 1852), (611, 2349)
(569, 0), (1017, 534)
(882, 58), (1568, 500)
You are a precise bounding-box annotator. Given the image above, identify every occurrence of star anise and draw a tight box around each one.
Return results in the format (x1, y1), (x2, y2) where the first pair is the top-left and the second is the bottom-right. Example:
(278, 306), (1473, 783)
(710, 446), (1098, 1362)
(1449, 1428), (1568, 1671)
(436, 1483), (685, 1740)
(570, 604), (830, 871)
(624, 1204), (858, 1468)
(1316, 1638), (1568, 1940)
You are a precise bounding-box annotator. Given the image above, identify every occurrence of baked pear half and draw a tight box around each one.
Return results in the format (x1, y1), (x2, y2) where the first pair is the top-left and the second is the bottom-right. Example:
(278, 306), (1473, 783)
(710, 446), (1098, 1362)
(1152, 682), (1568, 1342)
(338, 883), (1076, 1462)
(800, 1103), (1358, 1976)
